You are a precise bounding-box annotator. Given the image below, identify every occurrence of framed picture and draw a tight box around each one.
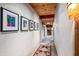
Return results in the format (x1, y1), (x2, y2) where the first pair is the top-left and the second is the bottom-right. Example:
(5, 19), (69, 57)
(21, 16), (29, 31)
(0, 7), (19, 32)
(37, 23), (39, 30)
(29, 20), (34, 31)
(34, 22), (37, 30)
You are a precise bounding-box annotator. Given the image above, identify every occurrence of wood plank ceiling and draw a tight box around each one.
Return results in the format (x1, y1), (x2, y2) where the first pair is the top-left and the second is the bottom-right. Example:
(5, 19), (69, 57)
(30, 3), (57, 29)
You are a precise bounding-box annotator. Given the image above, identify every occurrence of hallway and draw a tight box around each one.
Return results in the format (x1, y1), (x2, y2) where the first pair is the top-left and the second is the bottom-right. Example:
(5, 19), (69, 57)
(0, 3), (75, 56)
(31, 3), (58, 56)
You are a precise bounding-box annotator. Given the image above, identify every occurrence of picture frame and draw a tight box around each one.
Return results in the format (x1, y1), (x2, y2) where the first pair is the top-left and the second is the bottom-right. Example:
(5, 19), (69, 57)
(0, 7), (19, 32)
(37, 23), (40, 30)
(29, 20), (34, 31)
(21, 16), (29, 31)
(34, 22), (37, 31)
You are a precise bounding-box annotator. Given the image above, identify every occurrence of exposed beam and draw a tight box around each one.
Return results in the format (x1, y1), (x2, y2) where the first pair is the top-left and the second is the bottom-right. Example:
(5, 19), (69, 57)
(39, 14), (54, 19)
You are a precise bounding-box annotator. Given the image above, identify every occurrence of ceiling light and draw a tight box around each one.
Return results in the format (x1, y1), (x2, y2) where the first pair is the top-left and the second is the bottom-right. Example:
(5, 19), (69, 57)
(46, 22), (50, 25)
(68, 3), (78, 20)
(68, 3), (77, 10)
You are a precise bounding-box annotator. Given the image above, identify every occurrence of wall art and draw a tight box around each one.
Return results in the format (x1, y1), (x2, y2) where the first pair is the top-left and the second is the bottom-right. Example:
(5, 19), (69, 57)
(29, 20), (34, 31)
(37, 23), (39, 30)
(34, 22), (37, 30)
(21, 16), (29, 31)
(0, 7), (19, 32)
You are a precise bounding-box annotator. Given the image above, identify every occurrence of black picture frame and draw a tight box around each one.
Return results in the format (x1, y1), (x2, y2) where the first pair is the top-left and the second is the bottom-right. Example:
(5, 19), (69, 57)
(0, 7), (19, 32)
(20, 16), (29, 31)
(29, 20), (34, 31)
(37, 23), (39, 30)
(34, 22), (37, 31)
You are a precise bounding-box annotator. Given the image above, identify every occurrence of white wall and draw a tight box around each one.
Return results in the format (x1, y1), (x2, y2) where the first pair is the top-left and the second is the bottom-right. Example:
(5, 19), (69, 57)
(0, 3), (40, 56)
(54, 3), (75, 56)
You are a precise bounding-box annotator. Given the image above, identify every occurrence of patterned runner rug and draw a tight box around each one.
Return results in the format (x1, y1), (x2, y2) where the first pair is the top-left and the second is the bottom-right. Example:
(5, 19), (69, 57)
(33, 43), (57, 56)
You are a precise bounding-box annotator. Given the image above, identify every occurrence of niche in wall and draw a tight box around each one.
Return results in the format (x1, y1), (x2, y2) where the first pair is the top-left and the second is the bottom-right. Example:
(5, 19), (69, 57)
(47, 29), (51, 35)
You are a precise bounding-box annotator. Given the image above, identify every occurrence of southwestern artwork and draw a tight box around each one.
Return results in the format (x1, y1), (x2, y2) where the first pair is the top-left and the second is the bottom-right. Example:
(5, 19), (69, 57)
(7, 15), (16, 27)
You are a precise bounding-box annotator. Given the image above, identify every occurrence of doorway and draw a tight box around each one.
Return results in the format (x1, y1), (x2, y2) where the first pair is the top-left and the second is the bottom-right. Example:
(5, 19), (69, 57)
(75, 14), (79, 56)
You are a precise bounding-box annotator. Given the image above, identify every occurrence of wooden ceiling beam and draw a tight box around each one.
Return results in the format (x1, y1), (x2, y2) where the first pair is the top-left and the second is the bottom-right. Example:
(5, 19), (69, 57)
(39, 14), (54, 19)
(41, 17), (54, 22)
